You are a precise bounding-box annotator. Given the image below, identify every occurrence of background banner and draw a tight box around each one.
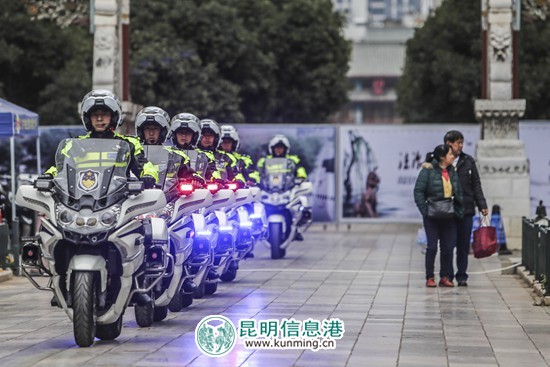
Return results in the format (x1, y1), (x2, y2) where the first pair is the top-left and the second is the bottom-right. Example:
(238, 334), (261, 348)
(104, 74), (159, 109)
(338, 124), (481, 221)
(519, 121), (550, 215)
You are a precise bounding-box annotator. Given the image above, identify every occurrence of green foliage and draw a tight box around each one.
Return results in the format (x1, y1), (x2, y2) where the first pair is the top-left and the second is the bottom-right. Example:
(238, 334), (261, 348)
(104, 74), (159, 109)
(396, 0), (482, 123)
(397, 0), (550, 122)
(130, 0), (351, 124)
(0, 0), (92, 125)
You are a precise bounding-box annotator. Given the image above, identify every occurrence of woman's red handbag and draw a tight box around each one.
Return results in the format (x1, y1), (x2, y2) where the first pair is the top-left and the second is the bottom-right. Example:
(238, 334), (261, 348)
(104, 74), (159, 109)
(472, 215), (498, 259)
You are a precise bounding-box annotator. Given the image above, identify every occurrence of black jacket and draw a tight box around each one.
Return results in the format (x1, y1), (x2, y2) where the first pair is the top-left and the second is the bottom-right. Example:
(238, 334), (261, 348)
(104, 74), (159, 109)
(455, 152), (487, 216)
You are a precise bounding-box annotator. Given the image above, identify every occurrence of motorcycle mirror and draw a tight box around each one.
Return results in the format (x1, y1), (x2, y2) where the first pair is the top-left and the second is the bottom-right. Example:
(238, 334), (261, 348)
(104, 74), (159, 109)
(127, 180), (144, 194)
(34, 179), (53, 192)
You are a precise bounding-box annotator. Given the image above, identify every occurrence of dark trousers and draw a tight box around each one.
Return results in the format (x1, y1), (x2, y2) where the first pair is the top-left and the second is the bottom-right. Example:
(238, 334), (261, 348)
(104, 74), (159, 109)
(423, 216), (456, 280)
(453, 215), (473, 282)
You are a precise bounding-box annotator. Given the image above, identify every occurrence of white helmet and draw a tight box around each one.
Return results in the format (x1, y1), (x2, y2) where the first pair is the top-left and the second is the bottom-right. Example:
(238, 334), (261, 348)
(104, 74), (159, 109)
(219, 125), (240, 151)
(135, 106), (170, 144)
(268, 134), (290, 155)
(170, 113), (201, 146)
(199, 119), (221, 147)
(80, 89), (123, 131)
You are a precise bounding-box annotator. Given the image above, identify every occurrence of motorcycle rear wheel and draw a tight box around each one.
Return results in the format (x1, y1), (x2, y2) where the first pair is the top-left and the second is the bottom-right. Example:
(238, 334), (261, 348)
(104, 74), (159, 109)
(72, 271), (97, 347)
(268, 223), (285, 259)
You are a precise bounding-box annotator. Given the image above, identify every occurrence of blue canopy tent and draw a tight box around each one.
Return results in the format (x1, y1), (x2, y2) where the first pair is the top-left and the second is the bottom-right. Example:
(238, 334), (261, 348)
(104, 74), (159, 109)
(0, 98), (40, 222)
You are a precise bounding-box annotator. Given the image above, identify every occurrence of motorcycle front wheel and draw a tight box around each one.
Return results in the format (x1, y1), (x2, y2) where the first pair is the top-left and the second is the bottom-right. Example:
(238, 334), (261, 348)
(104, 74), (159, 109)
(72, 271), (97, 347)
(268, 222), (285, 259)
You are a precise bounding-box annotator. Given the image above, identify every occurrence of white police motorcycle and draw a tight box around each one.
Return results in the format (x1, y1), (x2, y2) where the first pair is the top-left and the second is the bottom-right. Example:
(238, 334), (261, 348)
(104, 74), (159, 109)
(260, 158), (313, 259)
(16, 139), (167, 347)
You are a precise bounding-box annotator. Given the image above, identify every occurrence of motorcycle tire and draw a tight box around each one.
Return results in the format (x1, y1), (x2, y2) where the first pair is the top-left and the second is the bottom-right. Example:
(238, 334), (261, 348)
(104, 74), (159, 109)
(168, 292), (184, 312)
(72, 271), (97, 347)
(181, 294), (193, 308)
(193, 282), (205, 299)
(134, 301), (154, 327)
(220, 268), (237, 282)
(153, 305), (168, 322)
(204, 281), (218, 295)
(268, 222), (285, 259)
(95, 314), (123, 341)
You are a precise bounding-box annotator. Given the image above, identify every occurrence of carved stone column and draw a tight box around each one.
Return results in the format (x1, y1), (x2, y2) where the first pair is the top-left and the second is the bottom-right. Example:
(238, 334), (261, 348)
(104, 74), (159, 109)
(92, 0), (119, 93)
(92, 0), (140, 134)
(475, 0), (529, 249)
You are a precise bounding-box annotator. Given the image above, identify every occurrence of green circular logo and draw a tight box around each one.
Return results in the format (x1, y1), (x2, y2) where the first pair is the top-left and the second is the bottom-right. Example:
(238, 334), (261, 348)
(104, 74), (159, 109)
(195, 315), (236, 357)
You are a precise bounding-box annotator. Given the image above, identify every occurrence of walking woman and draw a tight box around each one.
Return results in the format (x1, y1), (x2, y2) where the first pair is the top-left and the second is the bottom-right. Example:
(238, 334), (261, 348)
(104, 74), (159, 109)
(414, 144), (463, 287)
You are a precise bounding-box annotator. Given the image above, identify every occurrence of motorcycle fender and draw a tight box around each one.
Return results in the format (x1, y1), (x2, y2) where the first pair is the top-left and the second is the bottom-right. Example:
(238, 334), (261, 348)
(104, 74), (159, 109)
(237, 206), (251, 225)
(150, 217), (168, 245)
(215, 210), (229, 228)
(66, 255), (107, 293)
(267, 214), (286, 234)
(173, 189), (213, 217)
(191, 213), (208, 233)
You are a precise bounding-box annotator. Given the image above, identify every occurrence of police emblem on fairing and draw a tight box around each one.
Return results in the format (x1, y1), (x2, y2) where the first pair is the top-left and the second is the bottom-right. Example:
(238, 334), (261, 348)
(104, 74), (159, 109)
(78, 170), (100, 191)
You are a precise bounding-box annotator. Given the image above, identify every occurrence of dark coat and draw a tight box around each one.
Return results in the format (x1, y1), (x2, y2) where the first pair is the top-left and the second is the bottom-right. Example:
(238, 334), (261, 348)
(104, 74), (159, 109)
(414, 161), (464, 218)
(455, 152), (487, 216)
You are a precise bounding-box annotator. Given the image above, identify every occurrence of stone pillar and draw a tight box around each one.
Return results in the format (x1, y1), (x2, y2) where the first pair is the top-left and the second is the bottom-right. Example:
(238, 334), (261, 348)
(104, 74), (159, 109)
(475, 0), (528, 249)
(92, 0), (119, 93)
(92, 0), (140, 133)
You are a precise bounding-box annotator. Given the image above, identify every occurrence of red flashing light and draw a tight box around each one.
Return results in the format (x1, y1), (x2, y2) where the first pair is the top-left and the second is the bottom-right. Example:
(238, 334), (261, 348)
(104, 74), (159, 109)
(207, 183), (220, 194)
(227, 183), (238, 191)
(178, 183), (194, 196)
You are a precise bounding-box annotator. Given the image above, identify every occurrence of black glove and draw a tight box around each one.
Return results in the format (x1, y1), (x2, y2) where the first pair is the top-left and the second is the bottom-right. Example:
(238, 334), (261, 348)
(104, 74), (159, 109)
(37, 174), (53, 180)
(141, 175), (156, 189)
(233, 180), (245, 189)
(191, 175), (206, 188)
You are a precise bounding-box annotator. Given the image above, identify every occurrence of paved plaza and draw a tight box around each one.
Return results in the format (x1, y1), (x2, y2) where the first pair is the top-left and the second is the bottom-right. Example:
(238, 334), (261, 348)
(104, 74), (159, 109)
(0, 223), (549, 367)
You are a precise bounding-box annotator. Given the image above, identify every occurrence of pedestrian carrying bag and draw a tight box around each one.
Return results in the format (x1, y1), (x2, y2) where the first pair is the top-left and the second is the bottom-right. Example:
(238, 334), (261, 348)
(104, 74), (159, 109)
(472, 215), (498, 259)
(426, 197), (454, 219)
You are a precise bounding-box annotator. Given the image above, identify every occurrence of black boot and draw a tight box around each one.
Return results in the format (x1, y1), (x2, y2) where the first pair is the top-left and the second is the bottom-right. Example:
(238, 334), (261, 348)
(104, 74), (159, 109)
(294, 232), (304, 241)
(207, 269), (220, 280)
(182, 279), (198, 292)
(50, 294), (59, 307)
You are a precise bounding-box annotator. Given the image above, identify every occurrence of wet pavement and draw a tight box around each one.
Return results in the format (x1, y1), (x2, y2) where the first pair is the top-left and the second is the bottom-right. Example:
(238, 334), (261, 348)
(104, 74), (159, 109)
(0, 223), (549, 367)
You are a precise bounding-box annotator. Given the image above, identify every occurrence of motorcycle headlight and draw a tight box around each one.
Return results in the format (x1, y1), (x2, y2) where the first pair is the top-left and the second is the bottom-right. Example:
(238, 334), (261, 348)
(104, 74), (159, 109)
(100, 210), (116, 226)
(58, 209), (74, 225)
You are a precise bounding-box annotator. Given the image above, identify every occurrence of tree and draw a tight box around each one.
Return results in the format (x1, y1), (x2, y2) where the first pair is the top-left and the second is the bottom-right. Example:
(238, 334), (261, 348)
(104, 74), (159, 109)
(397, 0), (550, 123)
(0, 0), (92, 125)
(396, 0), (482, 123)
(130, 0), (351, 124)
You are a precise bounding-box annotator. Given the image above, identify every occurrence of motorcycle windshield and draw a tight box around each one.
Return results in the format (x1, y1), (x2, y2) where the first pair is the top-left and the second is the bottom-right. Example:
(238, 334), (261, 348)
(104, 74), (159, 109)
(262, 157), (295, 192)
(143, 145), (179, 192)
(54, 139), (131, 200)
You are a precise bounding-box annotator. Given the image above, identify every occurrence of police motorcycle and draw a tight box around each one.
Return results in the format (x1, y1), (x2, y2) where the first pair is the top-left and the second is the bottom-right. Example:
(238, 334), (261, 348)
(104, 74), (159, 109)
(260, 158), (313, 259)
(194, 181), (238, 297)
(141, 145), (214, 314)
(15, 139), (167, 347)
(217, 183), (256, 283)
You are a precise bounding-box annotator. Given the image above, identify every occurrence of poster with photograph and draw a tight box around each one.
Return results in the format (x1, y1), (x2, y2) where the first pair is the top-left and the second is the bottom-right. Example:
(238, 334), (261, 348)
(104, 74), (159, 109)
(339, 124), (481, 221)
(235, 124), (336, 222)
(519, 121), (550, 215)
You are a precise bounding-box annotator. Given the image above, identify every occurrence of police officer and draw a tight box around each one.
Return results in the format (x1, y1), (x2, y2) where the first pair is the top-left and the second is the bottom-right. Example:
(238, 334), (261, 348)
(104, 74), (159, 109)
(43, 89), (158, 188)
(197, 119), (246, 185)
(257, 134), (311, 240)
(135, 106), (203, 185)
(219, 125), (260, 185)
(169, 113), (222, 181)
